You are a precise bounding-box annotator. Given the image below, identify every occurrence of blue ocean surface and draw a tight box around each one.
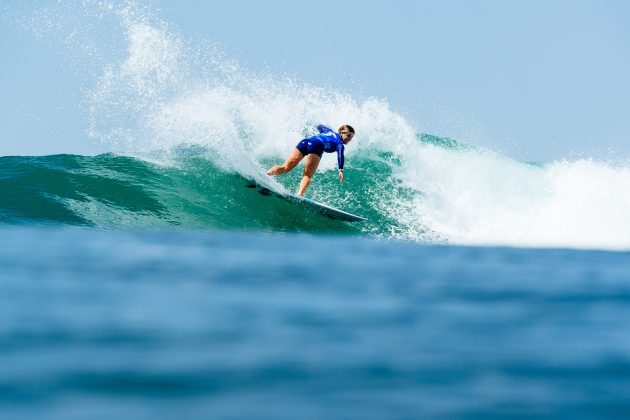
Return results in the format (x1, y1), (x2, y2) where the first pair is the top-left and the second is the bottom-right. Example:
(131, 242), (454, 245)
(2, 227), (630, 419)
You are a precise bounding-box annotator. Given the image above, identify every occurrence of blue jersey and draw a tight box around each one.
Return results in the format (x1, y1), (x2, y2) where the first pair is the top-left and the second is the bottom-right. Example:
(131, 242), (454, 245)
(296, 125), (345, 169)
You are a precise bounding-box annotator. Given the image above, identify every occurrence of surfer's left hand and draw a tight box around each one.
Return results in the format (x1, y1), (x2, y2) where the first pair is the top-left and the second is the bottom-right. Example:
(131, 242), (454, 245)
(339, 169), (344, 183)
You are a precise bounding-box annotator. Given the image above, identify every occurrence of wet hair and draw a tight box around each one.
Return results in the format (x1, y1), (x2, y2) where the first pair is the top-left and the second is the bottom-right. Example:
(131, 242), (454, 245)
(338, 125), (355, 134)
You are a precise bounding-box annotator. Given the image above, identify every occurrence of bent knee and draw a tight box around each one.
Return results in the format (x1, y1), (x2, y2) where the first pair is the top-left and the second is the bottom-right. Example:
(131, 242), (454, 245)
(303, 164), (319, 177)
(303, 164), (316, 175)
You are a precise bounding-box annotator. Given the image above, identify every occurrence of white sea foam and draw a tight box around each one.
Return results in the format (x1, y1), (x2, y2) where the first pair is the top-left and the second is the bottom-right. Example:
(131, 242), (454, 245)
(408, 145), (630, 249)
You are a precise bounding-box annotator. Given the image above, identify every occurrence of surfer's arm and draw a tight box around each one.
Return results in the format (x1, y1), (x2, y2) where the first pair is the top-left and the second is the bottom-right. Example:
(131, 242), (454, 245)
(336, 143), (345, 169)
(337, 143), (345, 183)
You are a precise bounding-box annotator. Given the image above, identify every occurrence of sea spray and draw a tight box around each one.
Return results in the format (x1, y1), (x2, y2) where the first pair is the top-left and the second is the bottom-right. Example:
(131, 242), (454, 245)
(7, 0), (630, 249)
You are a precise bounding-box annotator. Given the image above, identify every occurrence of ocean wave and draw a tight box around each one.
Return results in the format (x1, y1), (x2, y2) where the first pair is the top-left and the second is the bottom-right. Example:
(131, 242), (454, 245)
(6, 0), (630, 249)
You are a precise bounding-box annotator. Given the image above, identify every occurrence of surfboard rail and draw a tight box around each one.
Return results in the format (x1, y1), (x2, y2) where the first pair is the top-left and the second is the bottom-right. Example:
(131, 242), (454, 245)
(282, 194), (367, 222)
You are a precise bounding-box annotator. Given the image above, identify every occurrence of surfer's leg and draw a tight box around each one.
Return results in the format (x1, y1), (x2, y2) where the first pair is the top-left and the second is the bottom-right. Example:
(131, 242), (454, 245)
(297, 154), (321, 196)
(267, 148), (303, 176)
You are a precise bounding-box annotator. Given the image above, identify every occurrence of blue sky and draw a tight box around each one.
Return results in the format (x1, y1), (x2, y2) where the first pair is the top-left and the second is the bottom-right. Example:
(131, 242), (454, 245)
(2, 0), (630, 161)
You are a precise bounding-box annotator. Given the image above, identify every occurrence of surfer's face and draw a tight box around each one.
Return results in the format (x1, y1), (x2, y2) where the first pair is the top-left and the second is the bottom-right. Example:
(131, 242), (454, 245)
(341, 131), (355, 144)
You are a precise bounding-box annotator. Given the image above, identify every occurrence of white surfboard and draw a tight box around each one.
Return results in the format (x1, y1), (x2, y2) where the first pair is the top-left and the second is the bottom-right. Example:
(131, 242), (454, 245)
(244, 177), (366, 222)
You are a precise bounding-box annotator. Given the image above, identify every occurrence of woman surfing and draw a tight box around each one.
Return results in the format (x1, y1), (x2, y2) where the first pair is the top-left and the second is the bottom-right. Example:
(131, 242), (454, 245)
(267, 124), (355, 196)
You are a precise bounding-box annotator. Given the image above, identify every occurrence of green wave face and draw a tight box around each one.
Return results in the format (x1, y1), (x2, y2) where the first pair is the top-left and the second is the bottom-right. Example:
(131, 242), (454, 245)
(0, 152), (432, 238)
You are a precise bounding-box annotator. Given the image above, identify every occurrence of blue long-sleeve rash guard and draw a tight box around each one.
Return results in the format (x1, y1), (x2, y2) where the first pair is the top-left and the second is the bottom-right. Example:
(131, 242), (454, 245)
(312, 124), (345, 169)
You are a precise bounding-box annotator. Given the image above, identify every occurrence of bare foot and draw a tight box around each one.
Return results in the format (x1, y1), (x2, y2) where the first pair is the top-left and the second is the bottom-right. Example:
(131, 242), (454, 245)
(267, 166), (283, 176)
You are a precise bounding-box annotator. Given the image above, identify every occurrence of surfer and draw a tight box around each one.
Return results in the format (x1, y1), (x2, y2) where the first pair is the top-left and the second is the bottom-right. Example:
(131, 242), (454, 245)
(267, 124), (355, 196)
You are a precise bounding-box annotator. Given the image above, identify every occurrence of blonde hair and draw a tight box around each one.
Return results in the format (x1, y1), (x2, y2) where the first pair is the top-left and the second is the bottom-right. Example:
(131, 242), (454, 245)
(338, 125), (355, 134)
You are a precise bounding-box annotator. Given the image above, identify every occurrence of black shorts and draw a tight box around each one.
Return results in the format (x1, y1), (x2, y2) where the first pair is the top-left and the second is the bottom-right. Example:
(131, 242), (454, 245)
(296, 138), (325, 158)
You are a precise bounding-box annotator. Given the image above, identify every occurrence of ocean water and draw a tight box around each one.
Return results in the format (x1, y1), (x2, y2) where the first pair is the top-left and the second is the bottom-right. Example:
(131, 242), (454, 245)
(3, 228), (630, 420)
(4, 1), (630, 419)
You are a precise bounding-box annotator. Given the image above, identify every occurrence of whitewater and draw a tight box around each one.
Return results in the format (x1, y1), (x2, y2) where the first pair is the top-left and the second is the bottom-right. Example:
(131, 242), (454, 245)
(4, 0), (630, 250)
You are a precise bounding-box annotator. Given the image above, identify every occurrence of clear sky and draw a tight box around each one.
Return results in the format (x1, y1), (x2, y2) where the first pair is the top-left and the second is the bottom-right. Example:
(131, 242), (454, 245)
(2, 0), (630, 162)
